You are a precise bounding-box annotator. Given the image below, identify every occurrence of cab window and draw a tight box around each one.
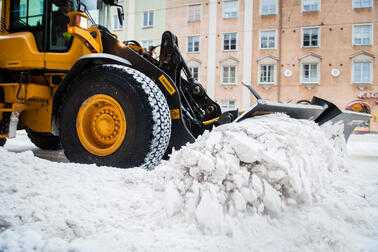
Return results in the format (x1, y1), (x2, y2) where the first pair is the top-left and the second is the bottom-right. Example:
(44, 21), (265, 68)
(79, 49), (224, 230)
(10, 0), (45, 51)
(49, 1), (73, 52)
(11, 0), (44, 28)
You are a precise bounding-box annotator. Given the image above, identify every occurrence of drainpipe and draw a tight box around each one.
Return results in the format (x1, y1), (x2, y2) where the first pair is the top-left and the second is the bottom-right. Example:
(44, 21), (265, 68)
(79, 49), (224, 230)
(242, 0), (253, 109)
(277, 0), (283, 102)
(207, 0), (217, 100)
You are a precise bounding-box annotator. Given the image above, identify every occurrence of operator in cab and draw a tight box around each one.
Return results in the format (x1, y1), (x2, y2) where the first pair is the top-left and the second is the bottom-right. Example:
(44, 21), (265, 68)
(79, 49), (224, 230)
(52, 0), (73, 47)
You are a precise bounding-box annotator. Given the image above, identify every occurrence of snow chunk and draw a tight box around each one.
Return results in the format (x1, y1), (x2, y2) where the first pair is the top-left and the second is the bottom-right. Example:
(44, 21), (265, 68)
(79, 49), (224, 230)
(159, 114), (350, 234)
(229, 134), (262, 163)
(263, 179), (282, 215)
(195, 191), (224, 234)
(164, 181), (183, 217)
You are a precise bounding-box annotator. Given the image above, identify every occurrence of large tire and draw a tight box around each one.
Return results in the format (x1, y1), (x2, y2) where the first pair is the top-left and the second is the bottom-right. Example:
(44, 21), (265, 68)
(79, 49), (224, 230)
(26, 128), (62, 150)
(59, 65), (171, 169)
(0, 138), (6, 147)
(0, 88), (8, 147)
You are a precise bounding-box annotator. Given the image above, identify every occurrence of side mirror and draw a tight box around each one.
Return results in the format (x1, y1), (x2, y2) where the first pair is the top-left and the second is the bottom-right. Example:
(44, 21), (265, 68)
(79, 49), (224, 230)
(103, 0), (119, 5)
(117, 7), (124, 26)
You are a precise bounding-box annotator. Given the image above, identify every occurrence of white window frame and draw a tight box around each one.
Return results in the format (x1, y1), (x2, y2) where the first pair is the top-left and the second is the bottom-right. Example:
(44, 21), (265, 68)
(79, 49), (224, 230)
(223, 0), (239, 19)
(112, 14), (123, 31)
(223, 32), (238, 51)
(352, 61), (373, 84)
(301, 63), (320, 84)
(187, 3), (201, 22)
(142, 40), (153, 52)
(258, 64), (276, 84)
(222, 65), (237, 85)
(187, 35), (200, 53)
(352, 24), (373, 46)
(221, 99), (236, 112)
(302, 0), (320, 12)
(260, 0), (277, 15)
(301, 27), (320, 48)
(353, 0), (373, 9)
(142, 10), (154, 28)
(189, 67), (200, 81)
(259, 29), (277, 50)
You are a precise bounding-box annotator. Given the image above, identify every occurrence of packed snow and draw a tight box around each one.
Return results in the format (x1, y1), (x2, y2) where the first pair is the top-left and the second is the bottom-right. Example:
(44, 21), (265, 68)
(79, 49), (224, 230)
(157, 115), (351, 235)
(0, 114), (377, 252)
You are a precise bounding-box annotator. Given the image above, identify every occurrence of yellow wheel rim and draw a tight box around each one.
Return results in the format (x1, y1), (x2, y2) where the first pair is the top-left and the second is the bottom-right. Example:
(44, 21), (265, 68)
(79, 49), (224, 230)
(76, 94), (126, 156)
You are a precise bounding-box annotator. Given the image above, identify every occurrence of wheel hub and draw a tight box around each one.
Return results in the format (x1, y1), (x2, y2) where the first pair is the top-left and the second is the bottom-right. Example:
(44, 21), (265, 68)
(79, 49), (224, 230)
(76, 95), (126, 156)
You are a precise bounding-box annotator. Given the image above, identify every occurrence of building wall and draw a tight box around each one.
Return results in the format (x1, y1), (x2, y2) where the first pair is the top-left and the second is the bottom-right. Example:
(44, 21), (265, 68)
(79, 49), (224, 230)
(109, 0), (127, 41)
(214, 0), (245, 109)
(165, 0), (210, 89)
(109, 0), (377, 132)
(166, 0), (252, 110)
(110, 0), (166, 51)
(252, 0), (378, 130)
(134, 0), (166, 48)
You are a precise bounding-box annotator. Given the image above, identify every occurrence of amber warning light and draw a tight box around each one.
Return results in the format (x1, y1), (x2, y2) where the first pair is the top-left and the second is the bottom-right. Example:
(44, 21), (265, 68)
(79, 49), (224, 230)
(67, 26), (75, 34)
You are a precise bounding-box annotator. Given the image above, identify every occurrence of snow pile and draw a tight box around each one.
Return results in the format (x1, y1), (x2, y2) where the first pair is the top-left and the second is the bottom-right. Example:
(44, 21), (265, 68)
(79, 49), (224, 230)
(0, 124), (377, 251)
(157, 114), (350, 234)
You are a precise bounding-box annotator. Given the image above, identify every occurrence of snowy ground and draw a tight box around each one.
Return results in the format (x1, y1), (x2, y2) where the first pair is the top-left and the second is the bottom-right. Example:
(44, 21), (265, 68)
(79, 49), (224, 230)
(0, 115), (377, 252)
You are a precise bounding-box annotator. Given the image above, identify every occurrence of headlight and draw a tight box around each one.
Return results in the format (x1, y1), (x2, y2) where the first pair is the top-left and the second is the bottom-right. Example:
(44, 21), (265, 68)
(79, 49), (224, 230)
(69, 12), (89, 30)
(75, 15), (88, 29)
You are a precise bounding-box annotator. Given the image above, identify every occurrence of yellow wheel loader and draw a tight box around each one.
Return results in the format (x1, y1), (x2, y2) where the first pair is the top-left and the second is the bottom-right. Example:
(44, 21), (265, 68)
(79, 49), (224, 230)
(0, 0), (369, 169)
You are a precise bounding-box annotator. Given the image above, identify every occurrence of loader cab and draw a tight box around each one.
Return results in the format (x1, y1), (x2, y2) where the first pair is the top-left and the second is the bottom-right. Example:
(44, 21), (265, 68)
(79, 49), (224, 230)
(8, 0), (74, 52)
(0, 0), (107, 70)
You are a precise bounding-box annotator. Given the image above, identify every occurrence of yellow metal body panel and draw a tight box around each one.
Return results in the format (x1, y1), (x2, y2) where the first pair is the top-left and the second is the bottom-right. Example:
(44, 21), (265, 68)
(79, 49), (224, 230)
(44, 38), (90, 70)
(67, 25), (103, 53)
(0, 83), (51, 103)
(0, 32), (44, 70)
(0, 0), (10, 34)
(0, 83), (53, 132)
(20, 102), (53, 132)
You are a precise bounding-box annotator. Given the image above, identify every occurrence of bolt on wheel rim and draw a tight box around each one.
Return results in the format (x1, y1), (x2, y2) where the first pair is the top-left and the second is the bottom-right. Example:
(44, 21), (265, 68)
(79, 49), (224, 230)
(76, 94), (126, 156)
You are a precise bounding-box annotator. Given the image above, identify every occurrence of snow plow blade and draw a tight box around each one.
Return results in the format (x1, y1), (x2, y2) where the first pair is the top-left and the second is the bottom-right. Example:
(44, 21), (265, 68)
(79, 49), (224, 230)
(235, 97), (371, 142)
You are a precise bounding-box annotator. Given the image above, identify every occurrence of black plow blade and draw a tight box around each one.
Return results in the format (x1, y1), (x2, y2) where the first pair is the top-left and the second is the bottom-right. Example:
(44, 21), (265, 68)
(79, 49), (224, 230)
(235, 97), (371, 142)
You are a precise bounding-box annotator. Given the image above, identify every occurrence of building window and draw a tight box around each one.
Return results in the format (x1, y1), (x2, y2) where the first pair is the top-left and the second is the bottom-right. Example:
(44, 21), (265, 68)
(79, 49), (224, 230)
(223, 0), (238, 18)
(301, 63), (319, 83)
(353, 25), (372, 46)
(261, 0), (277, 15)
(353, 0), (372, 8)
(112, 15), (123, 30)
(302, 0), (320, 12)
(189, 67), (199, 81)
(302, 27), (319, 47)
(259, 64), (275, 83)
(221, 100), (236, 112)
(187, 36), (200, 53)
(223, 33), (237, 51)
(142, 11), (154, 28)
(260, 30), (276, 49)
(142, 40), (153, 51)
(187, 4), (201, 22)
(353, 62), (372, 83)
(222, 66), (237, 84)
